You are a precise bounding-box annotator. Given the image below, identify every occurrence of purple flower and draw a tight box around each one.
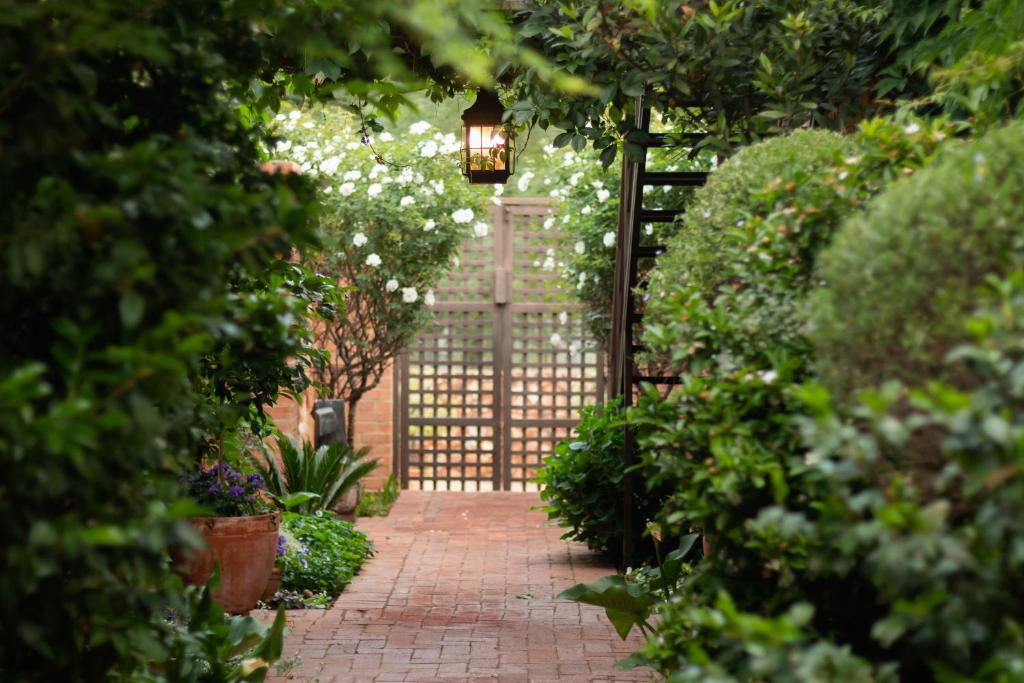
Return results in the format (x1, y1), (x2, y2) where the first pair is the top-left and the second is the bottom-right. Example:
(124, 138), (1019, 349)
(276, 534), (287, 557)
(227, 485), (246, 498)
(247, 473), (265, 489)
(207, 483), (220, 495)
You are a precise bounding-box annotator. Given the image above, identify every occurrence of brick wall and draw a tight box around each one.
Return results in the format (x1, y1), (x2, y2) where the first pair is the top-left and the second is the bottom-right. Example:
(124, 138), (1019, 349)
(268, 364), (395, 492)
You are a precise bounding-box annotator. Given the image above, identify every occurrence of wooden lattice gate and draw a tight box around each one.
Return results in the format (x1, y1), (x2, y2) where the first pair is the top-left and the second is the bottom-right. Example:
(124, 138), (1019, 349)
(395, 198), (605, 491)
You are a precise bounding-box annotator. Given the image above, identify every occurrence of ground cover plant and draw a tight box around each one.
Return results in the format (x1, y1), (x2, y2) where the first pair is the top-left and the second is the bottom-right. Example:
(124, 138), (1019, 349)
(357, 473), (401, 518)
(279, 512), (373, 598)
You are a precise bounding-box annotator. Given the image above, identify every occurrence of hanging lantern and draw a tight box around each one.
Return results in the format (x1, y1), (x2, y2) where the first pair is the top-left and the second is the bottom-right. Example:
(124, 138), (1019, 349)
(460, 90), (515, 184)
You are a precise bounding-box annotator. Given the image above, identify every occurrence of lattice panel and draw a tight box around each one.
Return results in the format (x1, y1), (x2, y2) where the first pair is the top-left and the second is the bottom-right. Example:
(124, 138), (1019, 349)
(435, 226), (495, 304)
(406, 310), (496, 421)
(511, 211), (569, 304)
(405, 423), (497, 491)
(508, 425), (574, 492)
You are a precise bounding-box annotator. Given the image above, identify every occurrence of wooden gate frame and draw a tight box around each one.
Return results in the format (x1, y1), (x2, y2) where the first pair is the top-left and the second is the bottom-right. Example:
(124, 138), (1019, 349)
(395, 197), (606, 491)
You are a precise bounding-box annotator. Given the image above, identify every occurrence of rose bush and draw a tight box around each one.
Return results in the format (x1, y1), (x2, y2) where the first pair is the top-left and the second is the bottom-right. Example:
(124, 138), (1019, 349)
(277, 107), (488, 441)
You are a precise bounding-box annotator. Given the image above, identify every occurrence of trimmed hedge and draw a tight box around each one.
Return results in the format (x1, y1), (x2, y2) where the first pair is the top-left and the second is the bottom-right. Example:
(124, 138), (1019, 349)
(650, 129), (852, 301)
(811, 121), (1024, 401)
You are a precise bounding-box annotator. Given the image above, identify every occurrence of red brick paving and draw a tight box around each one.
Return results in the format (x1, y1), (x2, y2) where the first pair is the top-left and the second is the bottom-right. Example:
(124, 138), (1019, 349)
(261, 492), (653, 682)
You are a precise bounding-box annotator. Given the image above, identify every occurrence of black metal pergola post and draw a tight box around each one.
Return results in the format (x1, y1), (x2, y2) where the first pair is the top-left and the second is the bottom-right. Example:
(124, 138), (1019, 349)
(609, 95), (708, 566)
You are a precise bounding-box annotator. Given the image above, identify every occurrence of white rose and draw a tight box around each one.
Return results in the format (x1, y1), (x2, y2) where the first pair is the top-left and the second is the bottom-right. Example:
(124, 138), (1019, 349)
(581, 205), (593, 215)
(339, 182), (355, 197)
(424, 290), (436, 307)
(431, 180), (445, 195)
(420, 140), (439, 158)
(516, 171), (535, 193)
(473, 222), (489, 238)
(574, 241), (586, 255)
(400, 195), (415, 207)
(603, 231), (615, 248)
(493, 184), (504, 196)
(452, 208), (475, 224)
(597, 189), (611, 203)
(274, 140), (292, 153)
(904, 122), (920, 134)
(543, 217), (555, 230)
(379, 131), (394, 142)
(353, 232), (368, 247)
(409, 120), (431, 135)
(385, 279), (399, 293)
(559, 311), (569, 325)
(401, 287), (418, 303)
(367, 183), (383, 197)
(365, 253), (382, 267)
(288, 110), (301, 121)
(319, 156), (341, 175)
(549, 332), (563, 347)
(423, 219), (436, 232)
(343, 170), (361, 181)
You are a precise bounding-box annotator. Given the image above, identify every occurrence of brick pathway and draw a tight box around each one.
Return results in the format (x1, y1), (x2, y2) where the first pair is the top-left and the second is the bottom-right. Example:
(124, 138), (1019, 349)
(263, 492), (653, 682)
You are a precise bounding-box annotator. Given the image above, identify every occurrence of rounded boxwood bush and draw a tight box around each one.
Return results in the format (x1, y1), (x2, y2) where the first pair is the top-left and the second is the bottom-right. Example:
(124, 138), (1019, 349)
(810, 121), (1024, 400)
(650, 129), (853, 300)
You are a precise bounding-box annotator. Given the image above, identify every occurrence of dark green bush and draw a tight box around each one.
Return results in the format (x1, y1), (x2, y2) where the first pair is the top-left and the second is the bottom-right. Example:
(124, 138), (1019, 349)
(280, 512), (373, 597)
(624, 118), (954, 680)
(537, 400), (663, 561)
(634, 273), (1024, 681)
(812, 121), (1024, 402)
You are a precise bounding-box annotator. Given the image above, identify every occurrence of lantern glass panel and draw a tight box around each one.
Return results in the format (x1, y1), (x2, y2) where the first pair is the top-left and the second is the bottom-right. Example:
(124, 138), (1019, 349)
(464, 125), (508, 172)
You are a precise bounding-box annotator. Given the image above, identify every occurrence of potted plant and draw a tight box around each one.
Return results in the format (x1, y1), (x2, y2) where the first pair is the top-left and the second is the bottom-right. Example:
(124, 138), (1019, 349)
(175, 462), (280, 613)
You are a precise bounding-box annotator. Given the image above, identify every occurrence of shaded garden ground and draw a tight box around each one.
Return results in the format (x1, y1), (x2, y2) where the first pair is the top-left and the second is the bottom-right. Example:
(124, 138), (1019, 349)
(260, 492), (650, 682)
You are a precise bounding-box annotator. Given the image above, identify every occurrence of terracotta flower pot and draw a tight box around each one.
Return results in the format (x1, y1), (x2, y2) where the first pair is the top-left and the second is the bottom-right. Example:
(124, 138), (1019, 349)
(175, 512), (280, 613)
(262, 564), (284, 602)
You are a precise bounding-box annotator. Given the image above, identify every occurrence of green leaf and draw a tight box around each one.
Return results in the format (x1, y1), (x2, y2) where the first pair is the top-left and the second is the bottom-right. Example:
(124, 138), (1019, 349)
(558, 575), (656, 639)
(119, 290), (145, 328)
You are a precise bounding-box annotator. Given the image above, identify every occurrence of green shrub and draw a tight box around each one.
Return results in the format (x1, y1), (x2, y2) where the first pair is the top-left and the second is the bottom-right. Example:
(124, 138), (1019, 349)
(280, 512), (373, 597)
(537, 400), (665, 561)
(811, 121), (1024, 402)
(649, 129), (852, 300)
(623, 118), (954, 679)
(634, 273), (1024, 681)
(253, 438), (379, 514)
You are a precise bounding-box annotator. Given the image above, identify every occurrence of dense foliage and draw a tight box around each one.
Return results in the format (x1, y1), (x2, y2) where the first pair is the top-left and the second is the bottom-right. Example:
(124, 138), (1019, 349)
(508, 1), (961, 161)
(633, 273), (1024, 681)
(0, 0), (562, 678)
(278, 107), (487, 442)
(279, 512), (373, 597)
(811, 122), (1024, 405)
(538, 400), (667, 562)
